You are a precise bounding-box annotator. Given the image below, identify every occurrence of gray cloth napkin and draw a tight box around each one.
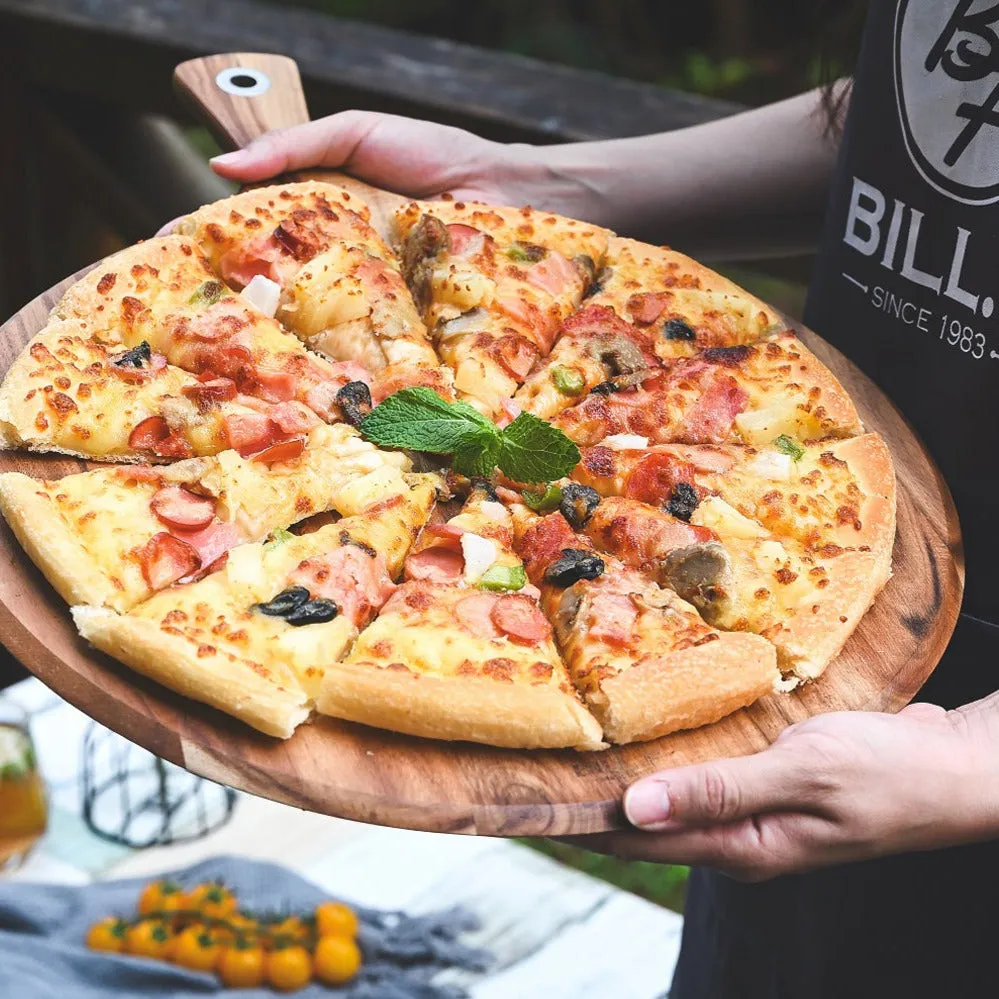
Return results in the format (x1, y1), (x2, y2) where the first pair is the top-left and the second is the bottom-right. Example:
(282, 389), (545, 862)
(0, 855), (492, 999)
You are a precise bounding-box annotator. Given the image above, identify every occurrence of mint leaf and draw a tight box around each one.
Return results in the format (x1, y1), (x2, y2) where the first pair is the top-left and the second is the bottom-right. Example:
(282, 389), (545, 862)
(497, 413), (581, 484)
(360, 387), (497, 453)
(359, 388), (581, 485)
(453, 435), (502, 478)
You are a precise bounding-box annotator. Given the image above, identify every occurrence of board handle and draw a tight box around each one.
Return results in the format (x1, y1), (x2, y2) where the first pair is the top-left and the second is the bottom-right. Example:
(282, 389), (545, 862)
(173, 53), (310, 151)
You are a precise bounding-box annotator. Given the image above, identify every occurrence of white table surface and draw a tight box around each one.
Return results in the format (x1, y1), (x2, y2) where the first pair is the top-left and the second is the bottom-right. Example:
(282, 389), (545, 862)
(1, 677), (682, 998)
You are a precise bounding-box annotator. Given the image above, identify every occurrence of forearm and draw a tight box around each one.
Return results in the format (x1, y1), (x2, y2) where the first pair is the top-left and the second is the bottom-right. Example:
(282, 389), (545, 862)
(949, 691), (999, 841)
(528, 86), (845, 259)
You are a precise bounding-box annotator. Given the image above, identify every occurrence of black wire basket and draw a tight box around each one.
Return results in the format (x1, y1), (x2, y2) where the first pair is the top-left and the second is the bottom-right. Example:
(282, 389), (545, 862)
(80, 722), (236, 848)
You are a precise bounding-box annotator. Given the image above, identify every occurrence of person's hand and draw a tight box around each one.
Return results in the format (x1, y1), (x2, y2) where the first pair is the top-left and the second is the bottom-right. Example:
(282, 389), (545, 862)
(207, 110), (595, 217)
(567, 701), (999, 882)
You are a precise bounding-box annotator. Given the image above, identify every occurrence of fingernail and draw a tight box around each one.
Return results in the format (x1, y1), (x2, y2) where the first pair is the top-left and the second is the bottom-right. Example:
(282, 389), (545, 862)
(210, 150), (247, 166)
(624, 778), (672, 830)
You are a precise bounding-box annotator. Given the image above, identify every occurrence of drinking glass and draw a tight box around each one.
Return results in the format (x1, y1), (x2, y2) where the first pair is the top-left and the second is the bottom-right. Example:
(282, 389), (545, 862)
(0, 701), (47, 871)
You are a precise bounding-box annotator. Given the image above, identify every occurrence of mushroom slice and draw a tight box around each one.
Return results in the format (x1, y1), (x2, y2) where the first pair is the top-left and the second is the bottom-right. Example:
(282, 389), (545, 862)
(661, 541), (734, 622)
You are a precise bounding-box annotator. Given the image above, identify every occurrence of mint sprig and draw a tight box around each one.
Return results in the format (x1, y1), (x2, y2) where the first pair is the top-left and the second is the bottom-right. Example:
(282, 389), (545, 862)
(359, 388), (580, 483)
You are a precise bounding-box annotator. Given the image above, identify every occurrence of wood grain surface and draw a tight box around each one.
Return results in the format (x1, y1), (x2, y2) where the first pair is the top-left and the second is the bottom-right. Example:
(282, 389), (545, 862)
(0, 55), (965, 837)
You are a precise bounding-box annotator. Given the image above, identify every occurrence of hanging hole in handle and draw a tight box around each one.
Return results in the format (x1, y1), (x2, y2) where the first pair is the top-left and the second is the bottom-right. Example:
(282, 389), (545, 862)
(216, 67), (271, 97)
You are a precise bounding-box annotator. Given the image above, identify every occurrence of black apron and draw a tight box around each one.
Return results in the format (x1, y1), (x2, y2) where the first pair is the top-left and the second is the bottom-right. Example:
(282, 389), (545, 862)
(671, 2), (999, 995)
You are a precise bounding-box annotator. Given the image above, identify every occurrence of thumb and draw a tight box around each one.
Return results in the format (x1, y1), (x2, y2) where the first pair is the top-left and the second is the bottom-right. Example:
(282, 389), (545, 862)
(623, 747), (812, 831)
(209, 111), (376, 183)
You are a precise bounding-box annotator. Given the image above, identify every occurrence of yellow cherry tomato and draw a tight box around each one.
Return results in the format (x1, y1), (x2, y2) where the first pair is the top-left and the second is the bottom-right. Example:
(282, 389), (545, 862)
(124, 919), (174, 961)
(172, 926), (221, 973)
(137, 880), (184, 918)
(184, 882), (237, 921)
(85, 917), (127, 953)
(314, 935), (362, 986)
(217, 943), (266, 989)
(266, 945), (313, 992)
(215, 912), (258, 946)
(315, 901), (359, 939)
(271, 915), (308, 944)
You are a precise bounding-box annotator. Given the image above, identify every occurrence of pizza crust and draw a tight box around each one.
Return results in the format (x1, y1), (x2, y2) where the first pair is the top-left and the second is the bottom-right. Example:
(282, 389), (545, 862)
(589, 631), (779, 745)
(72, 606), (311, 739)
(317, 660), (605, 751)
(0, 472), (119, 608)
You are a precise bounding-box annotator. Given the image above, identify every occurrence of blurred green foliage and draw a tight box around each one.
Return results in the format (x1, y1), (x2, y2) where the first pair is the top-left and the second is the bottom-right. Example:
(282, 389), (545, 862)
(272, 0), (850, 104)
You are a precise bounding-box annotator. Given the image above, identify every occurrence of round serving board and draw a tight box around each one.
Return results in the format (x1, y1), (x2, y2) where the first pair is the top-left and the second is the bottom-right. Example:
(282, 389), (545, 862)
(0, 55), (965, 837)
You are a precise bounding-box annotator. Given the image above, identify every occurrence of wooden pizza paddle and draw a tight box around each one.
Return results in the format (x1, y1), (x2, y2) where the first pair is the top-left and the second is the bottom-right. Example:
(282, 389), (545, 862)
(0, 54), (965, 836)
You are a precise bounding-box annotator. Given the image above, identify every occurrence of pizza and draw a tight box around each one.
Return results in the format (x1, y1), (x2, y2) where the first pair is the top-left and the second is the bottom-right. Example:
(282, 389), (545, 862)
(0, 179), (896, 751)
(394, 198), (611, 417)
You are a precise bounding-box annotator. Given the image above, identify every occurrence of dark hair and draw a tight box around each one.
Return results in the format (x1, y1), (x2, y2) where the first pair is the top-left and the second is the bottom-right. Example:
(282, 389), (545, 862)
(817, 0), (868, 132)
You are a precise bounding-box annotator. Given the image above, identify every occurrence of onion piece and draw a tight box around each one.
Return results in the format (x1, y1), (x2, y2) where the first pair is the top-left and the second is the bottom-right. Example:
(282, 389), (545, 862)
(746, 450), (794, 480)
(240, 275), (282, 318)
(602, 433), (649, 451)
(438, 308), (488, 341)
(461, 533), (499, 584)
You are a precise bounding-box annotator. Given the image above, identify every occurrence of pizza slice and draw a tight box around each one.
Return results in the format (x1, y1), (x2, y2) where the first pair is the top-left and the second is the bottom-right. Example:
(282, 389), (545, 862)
(317, 488), (603, 749)
(54, 236), (368, 424)
(552, 332), (862, 447)
(0, 319), (297, 461)
(73, 473), (439, 738)
(580, 494), (888, 680)
(178, 182), (447, 400)
(394, 198), (610, 416)
(0, 423), (411, 612)
(587, 237), (782, 360)
(572, 433), (896, 555)
(512, 507), (778, 744)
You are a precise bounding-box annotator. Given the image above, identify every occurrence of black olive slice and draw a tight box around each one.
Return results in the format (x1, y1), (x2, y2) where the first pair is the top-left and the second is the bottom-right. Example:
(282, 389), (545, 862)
(559, 483), (601, 530)
(590, 380), (620, 395)
(544, 548), (605, 587)
(112, 341), (152, 368)
(666, 482), (699, 522)
(285, 598), (339, 627)
(335, 380), (373, 427)
(663, 318), (696, 341)
(254, 586), (311, 617)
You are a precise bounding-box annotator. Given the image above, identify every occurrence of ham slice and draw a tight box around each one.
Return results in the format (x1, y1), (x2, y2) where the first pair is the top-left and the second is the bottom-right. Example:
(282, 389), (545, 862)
(404, 547), (465, 583)
(224, 412), (281, 457)
(454, 592), (503, 639)
(446, 223), (487, 258)
(523, 249), (581, 299)
(490, 594), (551, 644)
(624, 452), (700, 506)
(586, 591), (639, 647)
(219, 234), (285, 288)
(174, 521), (246, 580)
(181, 377), (237, 410)
(680, 373), (748, 444)
(128, 416), (194, 460)
(289, 545), (395, 627)
(150, 486), (216, 531)
(136, 533), (201, 590)
(627, 292), (672, 325)
(251, 437), (305, 465)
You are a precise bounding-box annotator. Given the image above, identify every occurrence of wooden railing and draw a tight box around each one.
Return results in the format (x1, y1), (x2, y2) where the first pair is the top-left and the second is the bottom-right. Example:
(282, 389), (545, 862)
(0, 0), (811, 323)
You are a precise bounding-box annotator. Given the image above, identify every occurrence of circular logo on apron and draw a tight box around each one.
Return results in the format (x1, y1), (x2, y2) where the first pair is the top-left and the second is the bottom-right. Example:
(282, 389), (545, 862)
(895, 0), (999, 204)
